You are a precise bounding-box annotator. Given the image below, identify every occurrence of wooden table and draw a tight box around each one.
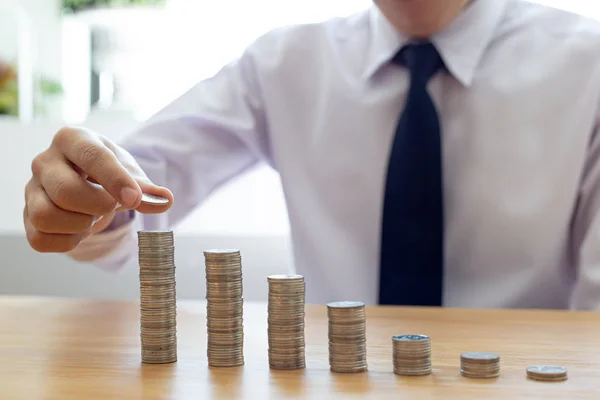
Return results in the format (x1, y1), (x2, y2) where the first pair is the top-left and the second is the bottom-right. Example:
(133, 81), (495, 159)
(1, 296), (599, 399)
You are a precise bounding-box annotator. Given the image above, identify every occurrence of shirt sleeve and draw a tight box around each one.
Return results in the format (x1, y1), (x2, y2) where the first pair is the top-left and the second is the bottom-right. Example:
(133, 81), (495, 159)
(65, 42), (273, 271)
(569, 103), (600, 310)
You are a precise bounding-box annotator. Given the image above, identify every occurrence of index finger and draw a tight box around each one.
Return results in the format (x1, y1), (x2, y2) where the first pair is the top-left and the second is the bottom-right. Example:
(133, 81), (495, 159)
(54, 128), (142, 209)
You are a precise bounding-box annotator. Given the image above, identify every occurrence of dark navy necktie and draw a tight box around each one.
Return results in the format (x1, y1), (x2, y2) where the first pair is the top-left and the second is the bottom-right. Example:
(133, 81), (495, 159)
(378, 42), (445, 306)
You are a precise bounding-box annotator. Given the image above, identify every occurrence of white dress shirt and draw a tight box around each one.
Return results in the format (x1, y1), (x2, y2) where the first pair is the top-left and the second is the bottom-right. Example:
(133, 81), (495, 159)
(68, 0), (600, 310)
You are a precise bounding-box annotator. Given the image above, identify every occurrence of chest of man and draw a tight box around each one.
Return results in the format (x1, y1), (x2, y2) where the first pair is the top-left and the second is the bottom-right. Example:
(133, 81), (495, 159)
(254, 33), (600, 307)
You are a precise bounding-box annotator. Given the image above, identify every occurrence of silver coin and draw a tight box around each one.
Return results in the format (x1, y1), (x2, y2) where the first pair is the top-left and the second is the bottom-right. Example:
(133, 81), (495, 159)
(527, 374), (568, 382)
(330, 366), (368, 374)
(526, 365), (568, 381)
(204, 249), (240, 255)
(393, 334), (429, 341)
(327, 301), (365, 309)
(461, 352), (500, 361)
(527, 365), (566, 374)
(268, 274), (304, 280)
(141, 193), (170, 205)
(138, 231), (173, 238)
(461, 370), (500, 379)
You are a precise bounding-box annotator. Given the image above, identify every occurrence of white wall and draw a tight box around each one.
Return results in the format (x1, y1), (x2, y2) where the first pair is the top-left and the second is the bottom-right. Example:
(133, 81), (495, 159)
(0, 0), (62, 81)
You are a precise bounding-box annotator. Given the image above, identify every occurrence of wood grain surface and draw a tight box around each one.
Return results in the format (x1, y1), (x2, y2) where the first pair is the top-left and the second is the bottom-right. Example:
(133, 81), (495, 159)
(0, 296), (599, 399)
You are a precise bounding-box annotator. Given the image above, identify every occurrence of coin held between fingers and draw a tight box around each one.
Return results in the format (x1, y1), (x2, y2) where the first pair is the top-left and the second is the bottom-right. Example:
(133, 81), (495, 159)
(114, 193), (170, 213)
(141, 193), (170, 205)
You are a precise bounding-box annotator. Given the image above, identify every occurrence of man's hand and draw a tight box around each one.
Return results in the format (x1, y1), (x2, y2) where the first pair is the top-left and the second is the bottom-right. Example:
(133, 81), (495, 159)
(24, 126), (174, 253)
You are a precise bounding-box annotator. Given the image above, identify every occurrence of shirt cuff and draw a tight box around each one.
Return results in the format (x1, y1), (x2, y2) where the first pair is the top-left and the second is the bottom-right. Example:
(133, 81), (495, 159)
(66, 213), (139, 271)
(104, 210), (135, 232)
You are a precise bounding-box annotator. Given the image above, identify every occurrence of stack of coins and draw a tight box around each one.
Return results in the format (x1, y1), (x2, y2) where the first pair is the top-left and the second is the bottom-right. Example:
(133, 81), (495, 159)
(327, 301), (368, 373)
(204, 249), (244, 367)
(138, 230), (178, 364)
(392, 334), (432, 376)
(460, 352), (500, 378)
(526, 365), (568, 382)
(267, 274), (306, 370)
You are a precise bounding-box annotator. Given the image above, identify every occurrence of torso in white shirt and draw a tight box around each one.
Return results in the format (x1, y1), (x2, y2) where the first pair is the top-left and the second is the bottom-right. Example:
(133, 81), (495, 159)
(83, 0), (600, 310)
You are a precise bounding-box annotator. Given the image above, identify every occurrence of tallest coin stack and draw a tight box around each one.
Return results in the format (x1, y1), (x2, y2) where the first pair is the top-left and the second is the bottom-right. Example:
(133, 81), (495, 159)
(138, 230), (178, 364)
(204, 249), (245, 367)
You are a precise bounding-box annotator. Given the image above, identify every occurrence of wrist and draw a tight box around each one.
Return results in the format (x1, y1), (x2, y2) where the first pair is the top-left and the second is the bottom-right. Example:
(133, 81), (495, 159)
(104, 210), (135, 232)
(92, 210), (134, 234)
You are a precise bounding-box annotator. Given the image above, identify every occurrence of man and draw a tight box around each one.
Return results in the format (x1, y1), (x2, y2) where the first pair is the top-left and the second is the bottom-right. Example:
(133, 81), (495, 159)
(23, 0), (600, 309)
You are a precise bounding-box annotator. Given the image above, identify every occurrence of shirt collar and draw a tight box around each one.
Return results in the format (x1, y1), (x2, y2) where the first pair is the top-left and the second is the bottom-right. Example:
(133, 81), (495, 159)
(363, 0), (509, 86)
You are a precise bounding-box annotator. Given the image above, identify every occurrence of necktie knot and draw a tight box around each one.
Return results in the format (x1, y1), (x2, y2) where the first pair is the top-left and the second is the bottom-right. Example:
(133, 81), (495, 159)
(393, 42), (443, 83)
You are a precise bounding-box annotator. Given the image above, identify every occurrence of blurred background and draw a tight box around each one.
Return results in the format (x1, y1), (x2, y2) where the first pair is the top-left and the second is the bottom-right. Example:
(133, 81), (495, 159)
(0, 0), (598, 301)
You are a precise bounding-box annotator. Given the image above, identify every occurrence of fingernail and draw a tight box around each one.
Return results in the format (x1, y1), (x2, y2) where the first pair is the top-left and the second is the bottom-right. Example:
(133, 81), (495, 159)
(120, 187), (139, 208)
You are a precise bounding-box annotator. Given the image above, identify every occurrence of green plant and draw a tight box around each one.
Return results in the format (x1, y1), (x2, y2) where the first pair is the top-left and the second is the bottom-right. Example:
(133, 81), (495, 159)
(0, 61), (18, 116)
(62, 0), (165, 13)
(0, 60), (64, 117)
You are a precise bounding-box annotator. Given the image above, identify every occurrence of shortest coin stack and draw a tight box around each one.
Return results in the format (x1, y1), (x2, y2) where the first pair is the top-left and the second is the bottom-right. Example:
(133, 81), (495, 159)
(267, 274), (306, 370)
(460, 352), (500, 378)
(327, 301), (368, 373)
(392, 334), (432, 376)
(526, 365), (568, 382)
